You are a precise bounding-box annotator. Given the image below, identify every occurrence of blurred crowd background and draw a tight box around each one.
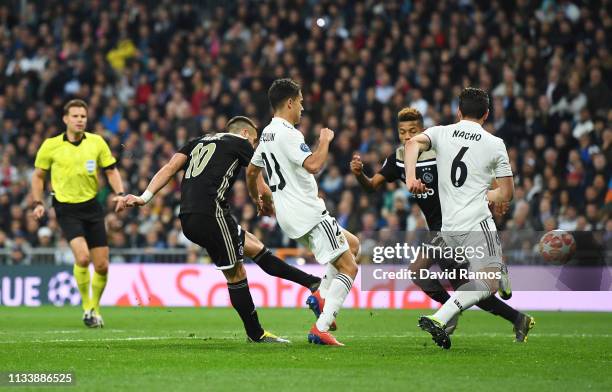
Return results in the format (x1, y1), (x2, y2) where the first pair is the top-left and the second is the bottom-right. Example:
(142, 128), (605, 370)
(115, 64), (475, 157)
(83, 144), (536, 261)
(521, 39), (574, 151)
(0, 0), (610, 264)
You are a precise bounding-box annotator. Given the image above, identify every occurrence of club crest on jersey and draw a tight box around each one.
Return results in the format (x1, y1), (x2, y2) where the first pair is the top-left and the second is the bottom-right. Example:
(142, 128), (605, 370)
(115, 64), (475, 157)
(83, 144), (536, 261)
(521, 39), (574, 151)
(300, 143), (311, 152)
(422, 172), (434, 184)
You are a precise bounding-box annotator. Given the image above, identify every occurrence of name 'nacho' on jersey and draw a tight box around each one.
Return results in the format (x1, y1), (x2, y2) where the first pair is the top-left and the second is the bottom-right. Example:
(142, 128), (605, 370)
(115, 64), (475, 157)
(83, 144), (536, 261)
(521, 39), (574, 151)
(452, 129), (482, 141)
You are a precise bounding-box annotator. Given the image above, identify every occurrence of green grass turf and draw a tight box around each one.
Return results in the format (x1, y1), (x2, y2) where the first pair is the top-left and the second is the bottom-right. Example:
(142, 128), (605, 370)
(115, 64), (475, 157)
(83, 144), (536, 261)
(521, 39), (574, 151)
(0, 307), (610, 391)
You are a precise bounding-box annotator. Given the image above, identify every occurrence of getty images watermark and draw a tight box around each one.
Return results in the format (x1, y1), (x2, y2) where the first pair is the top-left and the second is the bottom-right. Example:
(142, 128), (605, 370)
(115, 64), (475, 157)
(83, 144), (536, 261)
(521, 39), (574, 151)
(358, 229), (612, 291)
(370, 243), (502, 281)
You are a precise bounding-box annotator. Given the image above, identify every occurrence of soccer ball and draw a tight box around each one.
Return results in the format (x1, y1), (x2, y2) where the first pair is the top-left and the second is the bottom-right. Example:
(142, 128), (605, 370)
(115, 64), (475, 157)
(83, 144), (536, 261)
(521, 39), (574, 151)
(538, 230), (576, 264)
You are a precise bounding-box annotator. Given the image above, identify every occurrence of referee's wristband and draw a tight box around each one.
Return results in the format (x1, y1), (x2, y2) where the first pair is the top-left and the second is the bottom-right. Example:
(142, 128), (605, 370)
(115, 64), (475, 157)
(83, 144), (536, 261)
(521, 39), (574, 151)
(33, 200), (44, 207)
(140, 190), (154, 204)
(116, 192), (126, 196)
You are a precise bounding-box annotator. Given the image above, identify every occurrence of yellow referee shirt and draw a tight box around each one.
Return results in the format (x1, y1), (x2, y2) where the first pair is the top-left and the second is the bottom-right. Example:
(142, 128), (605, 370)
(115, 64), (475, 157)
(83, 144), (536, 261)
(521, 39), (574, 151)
(34, 132), (117, 203)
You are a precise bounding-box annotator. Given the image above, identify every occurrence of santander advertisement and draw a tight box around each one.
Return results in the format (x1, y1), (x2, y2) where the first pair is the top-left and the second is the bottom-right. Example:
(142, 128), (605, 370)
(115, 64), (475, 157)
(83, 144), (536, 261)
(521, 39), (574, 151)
(99, 264), (612, 311)
(103, 264), (438, 309)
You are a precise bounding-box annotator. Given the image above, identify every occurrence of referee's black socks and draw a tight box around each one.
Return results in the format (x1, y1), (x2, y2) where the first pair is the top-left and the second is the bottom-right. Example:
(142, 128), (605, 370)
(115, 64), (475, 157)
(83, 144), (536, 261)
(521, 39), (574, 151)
(227, 279), (264, 341)
(253, 248), (321, 292)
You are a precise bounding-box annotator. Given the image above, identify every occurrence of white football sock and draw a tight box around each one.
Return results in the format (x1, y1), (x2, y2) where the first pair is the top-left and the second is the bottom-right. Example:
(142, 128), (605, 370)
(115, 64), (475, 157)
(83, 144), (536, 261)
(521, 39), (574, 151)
(318, 263), (338, 299)
(432, 280), (491, 326)
(316, 273), (353, 332)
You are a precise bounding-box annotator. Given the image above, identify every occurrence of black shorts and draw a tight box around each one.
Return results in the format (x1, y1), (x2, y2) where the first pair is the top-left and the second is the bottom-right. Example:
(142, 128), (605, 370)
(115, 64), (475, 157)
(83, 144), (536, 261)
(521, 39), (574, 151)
(53, 197), (107, 248)
(180, 212), (245, 270)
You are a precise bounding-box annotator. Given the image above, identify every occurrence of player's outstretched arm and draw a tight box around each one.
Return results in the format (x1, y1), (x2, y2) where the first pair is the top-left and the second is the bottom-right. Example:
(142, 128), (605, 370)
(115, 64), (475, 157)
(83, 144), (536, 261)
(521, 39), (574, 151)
(246, 163), (272, 216)
(123, 153), (187, 209)
(486, 176), (514, 204)
(404, 134), (429, 194)
(105, 167), (126, 212)
(350, 153), (386, 192)
(302, 127), (334, 174)
(246, 163), (262, 202)
(256, 172), (274, 216)
(31, 168), (48, 220)
(488, 179), (510, 218)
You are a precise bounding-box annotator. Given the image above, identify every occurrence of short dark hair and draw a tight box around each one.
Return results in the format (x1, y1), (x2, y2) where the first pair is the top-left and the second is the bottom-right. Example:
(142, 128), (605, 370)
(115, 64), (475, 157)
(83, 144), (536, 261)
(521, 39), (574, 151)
(268, 78), (301, 111)
(63, 99), (88, 115)
(397, 107), (423, 126)
(226, 116), (258, 134)
(459, 87), (489, 119)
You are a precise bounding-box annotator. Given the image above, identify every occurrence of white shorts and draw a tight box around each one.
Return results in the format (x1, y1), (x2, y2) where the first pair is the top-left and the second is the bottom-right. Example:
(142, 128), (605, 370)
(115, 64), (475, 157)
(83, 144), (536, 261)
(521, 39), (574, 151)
(441, 217), (504, 272)
(297, 215), (350, 265)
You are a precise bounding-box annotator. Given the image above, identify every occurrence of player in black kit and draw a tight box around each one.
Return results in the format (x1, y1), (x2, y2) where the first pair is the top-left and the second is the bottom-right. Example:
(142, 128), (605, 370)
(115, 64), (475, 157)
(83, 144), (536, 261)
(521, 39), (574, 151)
(350, 107), (534, 342)
(120, 116), (321, 343)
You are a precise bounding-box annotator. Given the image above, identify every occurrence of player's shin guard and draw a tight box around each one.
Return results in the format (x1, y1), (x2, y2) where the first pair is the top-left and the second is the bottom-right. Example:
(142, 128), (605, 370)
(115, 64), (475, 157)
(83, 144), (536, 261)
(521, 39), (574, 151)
(413, 276), (451, 304)
(315, 273), (353, 332)
(91, 271), (108, 314)
(227, 279), (264, 341)
(318, 263), (339, 299)
(433, 280), (491, 326)
(73, 264), (91, 311)
(253, 248), (321, 292)
(476, 294), (520, 324)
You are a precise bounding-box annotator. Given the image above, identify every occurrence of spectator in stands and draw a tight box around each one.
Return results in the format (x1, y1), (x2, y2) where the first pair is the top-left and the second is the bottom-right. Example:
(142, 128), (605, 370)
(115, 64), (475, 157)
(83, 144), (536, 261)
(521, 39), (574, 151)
(0, 0), (608, 265)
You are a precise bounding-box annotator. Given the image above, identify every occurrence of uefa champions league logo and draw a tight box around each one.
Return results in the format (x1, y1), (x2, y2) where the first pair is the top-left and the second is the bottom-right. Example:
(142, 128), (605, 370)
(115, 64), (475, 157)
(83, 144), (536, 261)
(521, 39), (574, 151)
(48, 271), (81, 306)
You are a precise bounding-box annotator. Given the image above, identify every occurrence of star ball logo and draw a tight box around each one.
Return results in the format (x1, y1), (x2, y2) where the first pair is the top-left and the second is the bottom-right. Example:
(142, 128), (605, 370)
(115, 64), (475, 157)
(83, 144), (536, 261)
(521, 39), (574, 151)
(47, 271), (81, 306)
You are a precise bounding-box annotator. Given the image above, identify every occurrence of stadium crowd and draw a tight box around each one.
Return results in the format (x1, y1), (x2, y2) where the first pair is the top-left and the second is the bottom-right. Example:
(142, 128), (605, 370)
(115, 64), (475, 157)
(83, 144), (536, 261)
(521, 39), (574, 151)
(0, 0), (610, 264)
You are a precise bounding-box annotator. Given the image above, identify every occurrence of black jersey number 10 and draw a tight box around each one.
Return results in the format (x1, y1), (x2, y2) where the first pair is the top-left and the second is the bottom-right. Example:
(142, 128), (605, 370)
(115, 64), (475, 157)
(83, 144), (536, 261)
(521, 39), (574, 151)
(262, 152), (286, 192)
(185, 143), (216, 179)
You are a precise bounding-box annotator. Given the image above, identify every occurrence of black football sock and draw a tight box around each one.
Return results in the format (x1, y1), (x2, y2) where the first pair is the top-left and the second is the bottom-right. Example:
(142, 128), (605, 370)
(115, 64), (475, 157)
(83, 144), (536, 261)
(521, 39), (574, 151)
(413, 276), (451, 304)
(227, 279), (264, 340)
(476, 295), (521, 324)
(253, 248), (321, 292)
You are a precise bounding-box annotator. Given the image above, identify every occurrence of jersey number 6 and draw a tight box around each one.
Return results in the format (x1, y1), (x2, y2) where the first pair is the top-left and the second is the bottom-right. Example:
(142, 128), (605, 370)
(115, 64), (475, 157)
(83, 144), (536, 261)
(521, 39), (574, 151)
(451, 146), (469, 187)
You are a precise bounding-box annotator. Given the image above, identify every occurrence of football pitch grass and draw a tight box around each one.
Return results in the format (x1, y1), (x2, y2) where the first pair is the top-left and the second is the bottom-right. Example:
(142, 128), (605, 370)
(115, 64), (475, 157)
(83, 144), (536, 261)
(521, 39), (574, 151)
(1, 307), (610, 391)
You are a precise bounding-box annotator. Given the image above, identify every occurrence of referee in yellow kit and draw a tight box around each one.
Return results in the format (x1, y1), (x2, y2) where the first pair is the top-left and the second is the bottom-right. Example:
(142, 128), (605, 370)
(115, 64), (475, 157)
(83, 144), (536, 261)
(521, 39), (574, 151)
(31, 99), (125, 328)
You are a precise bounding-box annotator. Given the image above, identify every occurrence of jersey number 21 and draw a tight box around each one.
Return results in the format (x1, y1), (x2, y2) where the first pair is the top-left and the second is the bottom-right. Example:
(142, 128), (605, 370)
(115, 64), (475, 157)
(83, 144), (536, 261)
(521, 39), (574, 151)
(262, 152), (286, 192)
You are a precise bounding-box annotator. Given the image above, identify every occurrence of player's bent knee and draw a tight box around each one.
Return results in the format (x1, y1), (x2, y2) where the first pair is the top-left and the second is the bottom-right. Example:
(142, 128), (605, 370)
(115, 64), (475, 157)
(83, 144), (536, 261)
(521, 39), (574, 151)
(485, 279), (499, 294)
(343, 230), (360, 258)
(333, 251), (359, 278)
(94, 264), (108, 275)
(243, 231), (264, 258)
(477, 267), (501, 293)
(349, 240), (360, 259)
(75, 254), (90, 267)
(409, 255), (433, 273)
(223, 263), (246, 283)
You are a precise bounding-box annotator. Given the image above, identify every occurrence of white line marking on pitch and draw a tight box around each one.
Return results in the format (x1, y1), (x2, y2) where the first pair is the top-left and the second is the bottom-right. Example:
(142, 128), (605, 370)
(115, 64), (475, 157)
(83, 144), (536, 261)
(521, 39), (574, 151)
(0, 332), (610, 344)
(10, 329), (134, 335)
(0, 336), (209, 344)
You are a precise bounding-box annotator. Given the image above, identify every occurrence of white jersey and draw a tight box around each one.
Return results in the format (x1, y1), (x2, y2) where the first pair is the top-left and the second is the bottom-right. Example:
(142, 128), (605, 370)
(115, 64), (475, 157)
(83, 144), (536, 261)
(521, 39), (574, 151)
(251, 117), (327, 239)
(424, 120), (512, 232)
